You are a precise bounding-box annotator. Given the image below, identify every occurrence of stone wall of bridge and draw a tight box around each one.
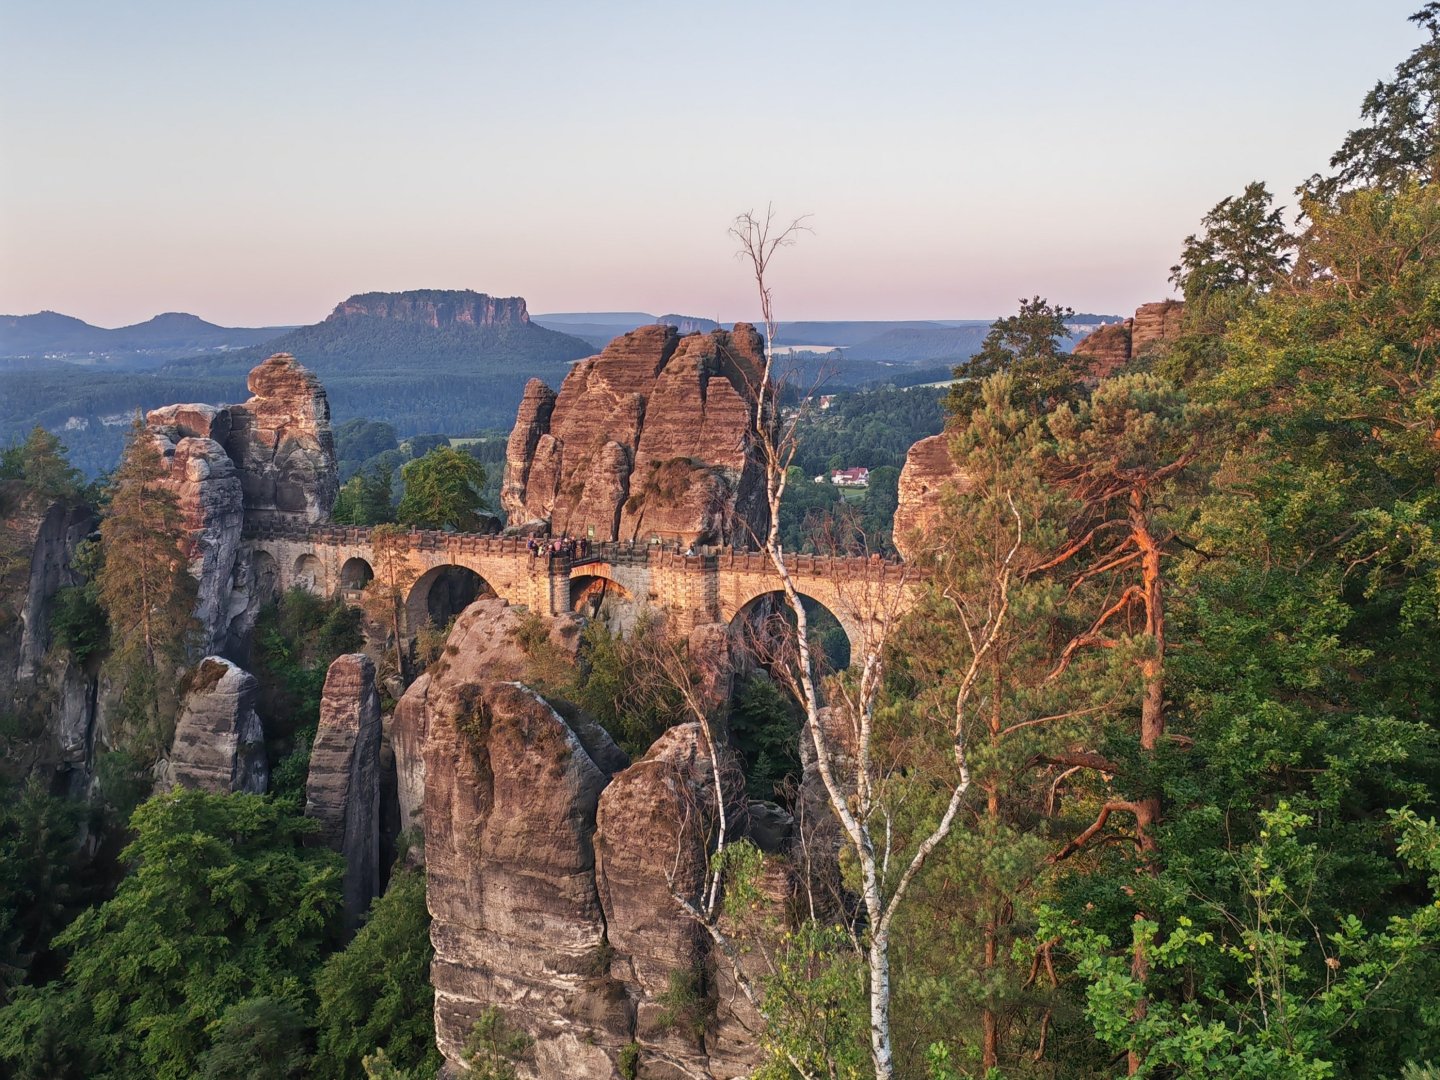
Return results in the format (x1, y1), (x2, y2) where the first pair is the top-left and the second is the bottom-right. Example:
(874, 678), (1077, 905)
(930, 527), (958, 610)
(243, 524), (921, 653)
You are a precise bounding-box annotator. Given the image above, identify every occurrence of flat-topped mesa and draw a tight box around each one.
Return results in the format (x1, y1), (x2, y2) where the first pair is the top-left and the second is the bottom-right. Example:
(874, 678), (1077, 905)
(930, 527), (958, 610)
(224, 353), (338, 526)
(502, 323), (770, 548)
(328, 289), (530, 328)
(1071, 300), (1186, 380)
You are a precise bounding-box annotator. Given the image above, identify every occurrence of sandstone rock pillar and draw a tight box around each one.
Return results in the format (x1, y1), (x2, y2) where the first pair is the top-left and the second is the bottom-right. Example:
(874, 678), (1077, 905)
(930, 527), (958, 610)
(167, 657), (268, 794)
(306, 653), (383, 931)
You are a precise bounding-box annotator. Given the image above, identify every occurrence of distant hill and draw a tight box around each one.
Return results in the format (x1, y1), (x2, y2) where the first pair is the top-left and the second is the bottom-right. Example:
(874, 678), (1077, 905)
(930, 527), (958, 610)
(0, 297), (1127, 476)
(0, 310), (287, 364)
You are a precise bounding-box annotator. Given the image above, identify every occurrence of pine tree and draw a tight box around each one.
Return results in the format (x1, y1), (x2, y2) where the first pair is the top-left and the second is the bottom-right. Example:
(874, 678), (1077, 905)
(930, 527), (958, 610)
(97, 419), (198, 754)
(947, 296), (1078, 419)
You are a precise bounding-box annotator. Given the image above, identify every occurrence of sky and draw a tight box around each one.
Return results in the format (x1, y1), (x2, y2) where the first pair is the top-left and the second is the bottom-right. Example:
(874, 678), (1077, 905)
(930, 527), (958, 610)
(0, 0), (1424, 327)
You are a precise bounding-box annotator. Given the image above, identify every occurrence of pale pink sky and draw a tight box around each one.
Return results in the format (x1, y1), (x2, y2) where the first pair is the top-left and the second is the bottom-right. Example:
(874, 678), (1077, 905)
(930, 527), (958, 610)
(0, 0), (1421, 327)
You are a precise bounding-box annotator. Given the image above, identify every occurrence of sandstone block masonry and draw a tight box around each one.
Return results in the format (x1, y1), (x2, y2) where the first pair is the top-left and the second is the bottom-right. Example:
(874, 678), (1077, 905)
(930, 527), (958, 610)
(501, 324), (771, 548)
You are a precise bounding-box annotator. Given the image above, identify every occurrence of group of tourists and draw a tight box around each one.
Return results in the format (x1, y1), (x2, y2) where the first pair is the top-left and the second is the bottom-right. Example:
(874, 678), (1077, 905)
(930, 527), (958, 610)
(527, 534), (590, 561)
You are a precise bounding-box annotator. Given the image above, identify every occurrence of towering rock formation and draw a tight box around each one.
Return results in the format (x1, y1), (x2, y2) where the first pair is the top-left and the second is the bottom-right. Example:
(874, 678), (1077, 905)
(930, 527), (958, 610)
(424, 680), (625, 1074)
(502, 324), (770, 548)
(1130, 299), (1186, 356)
(892, 433), (967, 563)
(306, 653), (383, 931)
(143, 418), (246, 657)
(224, 353), (338, 526)
(593, 722), (725, 1071)
(142, 354), (337, 657)
(1071, 300), (1187, 379)
(165, 657), (268, 794)
(404, 598), (772, 1077)
(390, 597), (588, 832)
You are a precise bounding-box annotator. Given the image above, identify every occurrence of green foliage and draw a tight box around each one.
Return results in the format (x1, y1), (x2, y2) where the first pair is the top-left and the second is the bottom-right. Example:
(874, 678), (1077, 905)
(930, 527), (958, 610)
(1169, 180), (1293, 308)
(12, 426), (83, 502)
(313, 870), (440, 1080)
(396, 444), (489, 531)
(1309, 3), (1440, 200)
(249, 588), (364, 777)
(49, 578), (108, 666)
(618, 1040), (641, 1079)
(790, 386), (947, 480)
(1049, 806), (1440, 1078)
(729, 675), (802, 799)
(194, 996), (310, 1080)
(461, 1007), (534, 1080)
(558, 614), (687, 757)
(656, 968), (712, 1041)
(0, 789), (342, 1080)
(97, 417), (199, 756)
(334, 418), (399, 479)
(0, 779), (85, 1001)
(754, 922), (869, 1079)
(332, 469), (395, 525)
(947, 296), (1078, 416)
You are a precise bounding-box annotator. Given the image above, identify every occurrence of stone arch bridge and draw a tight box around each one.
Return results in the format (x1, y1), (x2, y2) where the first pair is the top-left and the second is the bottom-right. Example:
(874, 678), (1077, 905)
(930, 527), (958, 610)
(243, 523), (921, 654)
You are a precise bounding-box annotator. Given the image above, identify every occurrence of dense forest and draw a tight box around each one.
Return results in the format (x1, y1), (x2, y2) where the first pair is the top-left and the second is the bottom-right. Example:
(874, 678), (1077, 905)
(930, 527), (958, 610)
(5, 8), (1440, 1078)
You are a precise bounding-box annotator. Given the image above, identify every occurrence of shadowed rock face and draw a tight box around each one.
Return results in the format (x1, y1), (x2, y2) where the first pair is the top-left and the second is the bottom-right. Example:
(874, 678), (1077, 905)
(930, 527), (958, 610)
(501, 324), (770, 547)
(306, 653), (383, 932)
(594, 723), (757, 1069)
(166, 657), (268, 794)
(224, 353), (338, 525)
(423, 680), (625, 1073)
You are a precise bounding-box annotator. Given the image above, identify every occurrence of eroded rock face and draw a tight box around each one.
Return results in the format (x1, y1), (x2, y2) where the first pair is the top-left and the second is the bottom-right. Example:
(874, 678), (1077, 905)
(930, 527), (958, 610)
(1071, 300), (1187, 378)
(893, 434), (968, 563)
(390, 597), (584, 832)
(424, 680), (626, 1072)
(167, 657), (268, 794)
(594, 723), (757, 1070)
(13, 497), (94, 687)
(225, 353), (338, 525)
(145, 429), (246, 656)
(1130, 300), (1185, 356)
(502, 324), (769, 547)
(306, 653), (383, 931)
(1071, 320), (1132, 380)
(502, 379), (559, 525)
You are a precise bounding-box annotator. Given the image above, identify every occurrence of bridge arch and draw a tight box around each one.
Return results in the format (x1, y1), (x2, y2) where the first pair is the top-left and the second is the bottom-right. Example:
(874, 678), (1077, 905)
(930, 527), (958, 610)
(293, 553), (325, 594)
(570, 573), (640, 634)
(249, 549), (280, 605)
(340, 556), (374, 592)
(405, 564), (495, 634)
(730, 590), (853, 673)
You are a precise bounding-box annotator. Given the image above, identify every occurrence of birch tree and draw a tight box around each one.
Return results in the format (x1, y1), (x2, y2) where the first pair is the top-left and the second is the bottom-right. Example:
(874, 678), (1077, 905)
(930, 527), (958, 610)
(725, 207), (995, 1079)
